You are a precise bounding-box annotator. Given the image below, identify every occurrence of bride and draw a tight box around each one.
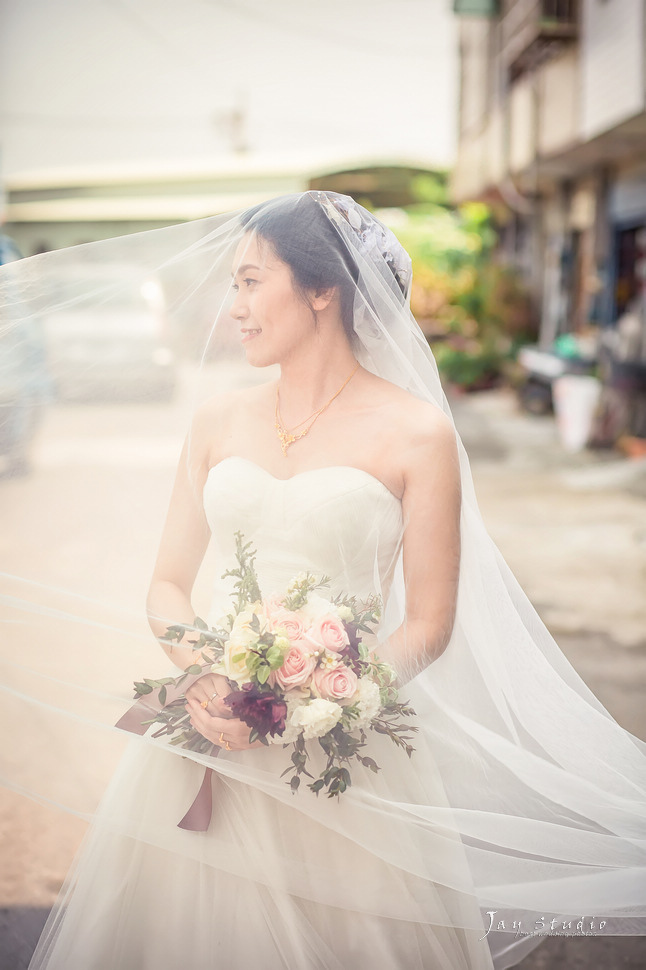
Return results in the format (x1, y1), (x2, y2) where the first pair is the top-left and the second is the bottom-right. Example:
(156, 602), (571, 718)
(151, 204), (461, 738)
(1, 191), (644, 970)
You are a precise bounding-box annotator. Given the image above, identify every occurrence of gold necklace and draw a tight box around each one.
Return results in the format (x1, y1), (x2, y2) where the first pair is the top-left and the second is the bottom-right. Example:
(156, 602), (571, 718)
(275, 361), (360, 457)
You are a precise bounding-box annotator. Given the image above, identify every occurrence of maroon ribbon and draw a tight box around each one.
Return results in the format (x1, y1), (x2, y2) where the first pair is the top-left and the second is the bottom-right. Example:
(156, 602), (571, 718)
(177, 765), (215, 830)
(115, 671), (217, 832)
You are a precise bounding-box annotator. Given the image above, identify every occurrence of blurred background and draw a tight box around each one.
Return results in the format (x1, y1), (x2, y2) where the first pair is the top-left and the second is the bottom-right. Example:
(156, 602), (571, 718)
(1, 2), (646, 968)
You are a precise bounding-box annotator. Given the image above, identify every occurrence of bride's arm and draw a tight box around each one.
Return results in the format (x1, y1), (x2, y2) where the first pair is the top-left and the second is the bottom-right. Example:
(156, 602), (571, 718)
(375, 408), (462, 686)
(146, 403), (215, 671)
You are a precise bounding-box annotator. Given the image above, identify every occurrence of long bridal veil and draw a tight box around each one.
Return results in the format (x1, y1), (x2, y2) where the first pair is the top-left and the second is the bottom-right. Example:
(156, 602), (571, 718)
(1, 191), (645, 969)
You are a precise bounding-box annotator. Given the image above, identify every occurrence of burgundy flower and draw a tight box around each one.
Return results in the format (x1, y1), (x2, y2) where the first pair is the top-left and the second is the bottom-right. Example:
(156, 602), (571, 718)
(343, 621), (363, 675)
(344, 621), (361, 658)
(224, 683), (287, 739)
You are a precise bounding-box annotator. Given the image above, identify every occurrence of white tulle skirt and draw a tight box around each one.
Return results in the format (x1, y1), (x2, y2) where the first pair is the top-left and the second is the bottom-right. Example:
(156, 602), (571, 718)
(28, 735), (502, 970)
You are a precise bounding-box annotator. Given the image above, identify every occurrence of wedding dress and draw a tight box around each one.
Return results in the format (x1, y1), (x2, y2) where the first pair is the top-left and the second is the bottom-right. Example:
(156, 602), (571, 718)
(29, 457), (496, 970)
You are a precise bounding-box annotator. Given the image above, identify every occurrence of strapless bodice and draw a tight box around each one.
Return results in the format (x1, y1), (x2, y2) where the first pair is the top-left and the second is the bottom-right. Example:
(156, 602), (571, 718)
(202, 456), (403, 624)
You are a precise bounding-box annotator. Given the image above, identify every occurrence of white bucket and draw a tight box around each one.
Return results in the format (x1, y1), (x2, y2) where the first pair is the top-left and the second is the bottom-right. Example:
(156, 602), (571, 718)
(552, 375), (602, 452)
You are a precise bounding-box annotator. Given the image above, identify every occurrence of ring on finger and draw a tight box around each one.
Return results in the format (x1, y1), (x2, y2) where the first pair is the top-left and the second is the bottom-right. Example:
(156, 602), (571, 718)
(200, 690), (218, 709)
(219, 731), (232, 752)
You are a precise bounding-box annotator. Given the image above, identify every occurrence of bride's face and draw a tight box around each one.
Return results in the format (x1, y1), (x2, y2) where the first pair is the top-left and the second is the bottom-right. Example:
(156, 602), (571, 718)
(230, 232), (317, 367)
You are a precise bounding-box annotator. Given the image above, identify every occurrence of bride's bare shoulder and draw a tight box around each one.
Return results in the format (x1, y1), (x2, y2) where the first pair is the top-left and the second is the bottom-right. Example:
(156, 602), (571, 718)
(360, 374), (458, 495)
(363, 372), (456, 446)
(188, 384), (269, 460)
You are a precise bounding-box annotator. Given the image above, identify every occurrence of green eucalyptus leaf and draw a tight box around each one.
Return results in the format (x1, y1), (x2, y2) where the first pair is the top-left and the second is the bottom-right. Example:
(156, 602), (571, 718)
(266, 646), (284, 668)
(256, 664), (270, 685)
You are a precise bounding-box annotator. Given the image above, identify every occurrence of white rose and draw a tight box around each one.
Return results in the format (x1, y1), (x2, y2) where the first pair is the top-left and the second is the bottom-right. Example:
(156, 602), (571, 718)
(352, 677), (382, 727)
(289, 697), (343, 740)
(300, 592), (339, 623)
(275, 690), (310, 744)
(222, 608), (261, 683)
(336, 604), (354, 622)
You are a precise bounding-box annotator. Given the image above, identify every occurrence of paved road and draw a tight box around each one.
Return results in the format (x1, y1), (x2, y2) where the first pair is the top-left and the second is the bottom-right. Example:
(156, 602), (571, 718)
(1, 370), (644, 969)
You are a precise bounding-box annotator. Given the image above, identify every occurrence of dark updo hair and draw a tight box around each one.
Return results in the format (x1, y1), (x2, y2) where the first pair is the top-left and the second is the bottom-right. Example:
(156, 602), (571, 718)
(239, 193), (359, 344)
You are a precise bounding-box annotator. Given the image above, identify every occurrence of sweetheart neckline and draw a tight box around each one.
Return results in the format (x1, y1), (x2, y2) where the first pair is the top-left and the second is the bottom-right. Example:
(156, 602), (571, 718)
(205, 455), (401, 504)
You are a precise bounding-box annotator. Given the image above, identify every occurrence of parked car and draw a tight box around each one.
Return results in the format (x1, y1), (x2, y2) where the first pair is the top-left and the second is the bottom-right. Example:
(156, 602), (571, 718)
(41, 264), (177, 402)
(0, 235), (52, 476)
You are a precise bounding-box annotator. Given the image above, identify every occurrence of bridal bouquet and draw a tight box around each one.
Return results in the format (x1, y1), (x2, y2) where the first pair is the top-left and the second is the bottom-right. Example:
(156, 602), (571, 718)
(130, 532), (417, 798)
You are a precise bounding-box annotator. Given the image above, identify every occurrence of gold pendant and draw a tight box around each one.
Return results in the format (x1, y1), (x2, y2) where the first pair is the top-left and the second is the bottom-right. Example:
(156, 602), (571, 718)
(274, 360), (360, 458)
(276, 426), (296, 456)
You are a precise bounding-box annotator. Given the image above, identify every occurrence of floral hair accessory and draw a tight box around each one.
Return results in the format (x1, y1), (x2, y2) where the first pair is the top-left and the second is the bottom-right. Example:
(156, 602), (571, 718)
(310, 190), (411, 301)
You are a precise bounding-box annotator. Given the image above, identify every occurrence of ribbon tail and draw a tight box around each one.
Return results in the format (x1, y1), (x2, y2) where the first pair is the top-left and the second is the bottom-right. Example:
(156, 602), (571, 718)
(113, 667), (219, 831)
(115, 669), (209, 736)
(178, 755), (219, 831)
(115, 692), (163, 735)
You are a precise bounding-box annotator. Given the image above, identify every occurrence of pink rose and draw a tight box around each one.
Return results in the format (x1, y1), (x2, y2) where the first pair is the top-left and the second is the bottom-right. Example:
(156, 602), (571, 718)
(311, 664), (358, 701)
(263, 592), (286, 622)
(275, 641), (318, 689)
(268, 607), (305, 643)
(308, 614), (349, 654)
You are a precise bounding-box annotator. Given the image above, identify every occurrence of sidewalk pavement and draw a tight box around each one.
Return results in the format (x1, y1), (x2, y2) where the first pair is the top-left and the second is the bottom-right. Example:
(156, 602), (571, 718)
(448, 384), (646, 495)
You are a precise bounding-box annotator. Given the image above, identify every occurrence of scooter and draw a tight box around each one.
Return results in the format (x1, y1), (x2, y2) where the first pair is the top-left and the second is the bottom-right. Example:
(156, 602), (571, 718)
(517, 334), (597, 415)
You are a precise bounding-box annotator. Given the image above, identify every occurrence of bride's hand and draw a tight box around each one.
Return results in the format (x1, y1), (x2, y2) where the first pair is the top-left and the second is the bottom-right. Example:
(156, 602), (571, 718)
(185, 672), (235, 720)
(185, 690), (267, 751)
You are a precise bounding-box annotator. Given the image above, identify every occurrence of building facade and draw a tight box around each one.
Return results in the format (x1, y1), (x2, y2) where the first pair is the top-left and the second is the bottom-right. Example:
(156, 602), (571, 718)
(451, 0), (646, 357)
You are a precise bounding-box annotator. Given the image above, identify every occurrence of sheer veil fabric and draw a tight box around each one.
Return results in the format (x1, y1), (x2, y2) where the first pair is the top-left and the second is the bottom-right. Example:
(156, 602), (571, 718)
(0, 191), (645, 970)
